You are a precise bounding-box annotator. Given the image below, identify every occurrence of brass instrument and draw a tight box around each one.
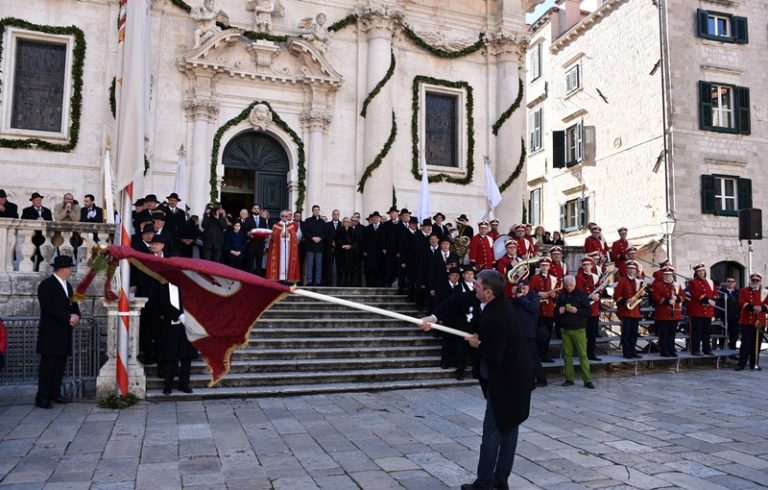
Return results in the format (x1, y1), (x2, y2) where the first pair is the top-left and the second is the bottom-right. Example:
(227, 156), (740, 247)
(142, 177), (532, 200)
(541, 286), (563, 304)
(452, 220), (471, 260)
(626, 280), (651, 310)
(506, 257), (540, 284)
(589, 266), (617, 305)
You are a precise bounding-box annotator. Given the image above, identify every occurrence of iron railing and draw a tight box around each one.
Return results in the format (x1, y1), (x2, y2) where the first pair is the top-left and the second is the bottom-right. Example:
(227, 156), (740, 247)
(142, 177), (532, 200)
(0, 316), (101, 400)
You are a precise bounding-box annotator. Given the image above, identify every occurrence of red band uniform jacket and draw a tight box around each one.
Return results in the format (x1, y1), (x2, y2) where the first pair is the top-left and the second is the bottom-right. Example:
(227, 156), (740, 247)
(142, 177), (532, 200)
(530, 273), (559, 318)
(688, 278), (717, 318)
(575, 270), (600, 317)
(614, 276), (643, 319)
(652, 281), (685, 322)
(738, 287), (768, 327)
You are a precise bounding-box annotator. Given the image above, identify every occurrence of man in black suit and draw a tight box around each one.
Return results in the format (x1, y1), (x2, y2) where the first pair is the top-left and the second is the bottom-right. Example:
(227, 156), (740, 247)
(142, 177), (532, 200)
(423, 269), (533, 490)
(79, 194), (104, 223)
(361, 211), (386, 287)
(157, 193), (186, 253)
(382, 206), (400, 288)
(302, 205), (327, 286)
(395, 209), (413, 294)
(322, 209), (341, 286)
(433, 267), (463, 376)
(350, 214), (365, 286)
(430, 236), (460, 296)
(21, 192), (53, 271)
(35, 256), (81, 408)
(0, 189), (19, 218)
(244, 204), (268, 274)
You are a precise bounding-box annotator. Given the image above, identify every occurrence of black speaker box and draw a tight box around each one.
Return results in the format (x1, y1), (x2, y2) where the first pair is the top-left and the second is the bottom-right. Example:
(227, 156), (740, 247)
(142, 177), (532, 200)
(738, 208), (762, 240)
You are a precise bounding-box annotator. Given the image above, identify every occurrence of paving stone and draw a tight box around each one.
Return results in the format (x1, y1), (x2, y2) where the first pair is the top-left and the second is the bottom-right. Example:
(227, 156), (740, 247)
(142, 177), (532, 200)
(655, 471), (731, 489)
(348, 470), (404, 489)
(711, 450), (768, 469)
(375, 456), (420, 472)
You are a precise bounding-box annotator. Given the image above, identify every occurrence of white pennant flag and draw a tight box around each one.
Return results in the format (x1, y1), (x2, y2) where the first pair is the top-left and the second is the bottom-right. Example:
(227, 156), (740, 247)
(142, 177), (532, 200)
(483, 157), (502, 220)
(174, 145), (188, 198)
(103, 147), (116, 224)
(416, 156), (431, 222)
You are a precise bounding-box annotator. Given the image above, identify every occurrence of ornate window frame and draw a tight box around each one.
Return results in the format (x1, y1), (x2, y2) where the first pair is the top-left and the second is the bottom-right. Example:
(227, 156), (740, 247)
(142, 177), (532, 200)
(417, 81), (467, 175)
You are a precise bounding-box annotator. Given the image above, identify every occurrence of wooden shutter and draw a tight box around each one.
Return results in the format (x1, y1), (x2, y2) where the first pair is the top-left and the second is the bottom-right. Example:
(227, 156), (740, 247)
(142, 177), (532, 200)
(736, 86), (751, 135)
(701, 175), (716, 214)
(738, 178), (753, 209)
(733, 16), (749, 44)
(559, 204), (566, 231)
(553, 130), (565, 168)
(696, 9), (710, 38)
(699, 81), (713, 130)
(578, 197), (589, 229)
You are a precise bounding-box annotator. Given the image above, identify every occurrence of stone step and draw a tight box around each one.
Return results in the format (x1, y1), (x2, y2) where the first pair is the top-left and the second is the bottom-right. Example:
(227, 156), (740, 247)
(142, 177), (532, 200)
(146, 377), (477, 401)
(251, 326), (428, 338)
(299, 287), (402, 295)
(146, 366), (471, 389)
(260, 308), (420, 319)
(145, 355), (441, 375)
(247, 335), (440, 349)
(229, 345), (442, 360)
(252, 318), (418, 329)
(279, 295), (408, 304)
(265, 302), (415, 312)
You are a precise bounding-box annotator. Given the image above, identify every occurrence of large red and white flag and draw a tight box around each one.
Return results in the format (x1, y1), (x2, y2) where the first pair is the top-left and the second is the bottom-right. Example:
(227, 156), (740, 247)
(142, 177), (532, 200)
(109, 246), (292, 385)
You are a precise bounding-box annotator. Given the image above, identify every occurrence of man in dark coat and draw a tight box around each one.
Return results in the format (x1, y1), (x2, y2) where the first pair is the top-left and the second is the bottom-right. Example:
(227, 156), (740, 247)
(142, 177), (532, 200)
(301, 205), (327, 286)
(36, 256), (81, 408)
(361, 211), (386, 287)
(555, 275), (594, 388)
(245, 204), (269, 274)
(350, 214), (365, 286)
(433, 267), (464, 377)
(408, 220), (434, 310)
(21, 192), (53, 270)
(382, 206), (401, 288)
(157, 193), (186, 253)
(510, 279), (547, 387)
(322, 209), (342, 286)
(0, 189), (19, 218)
(424, 269), (533, 490)
(79, 194), (104, 223)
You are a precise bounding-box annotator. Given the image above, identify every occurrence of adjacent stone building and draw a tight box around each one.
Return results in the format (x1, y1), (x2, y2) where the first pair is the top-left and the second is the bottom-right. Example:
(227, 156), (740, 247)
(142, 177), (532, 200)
(526, 0), (767, 284)
(0, 0), (542, 225)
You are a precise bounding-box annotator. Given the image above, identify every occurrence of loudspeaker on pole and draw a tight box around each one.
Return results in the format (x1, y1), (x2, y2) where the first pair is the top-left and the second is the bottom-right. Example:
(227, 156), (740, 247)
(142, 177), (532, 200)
(738, 208), (762, 241)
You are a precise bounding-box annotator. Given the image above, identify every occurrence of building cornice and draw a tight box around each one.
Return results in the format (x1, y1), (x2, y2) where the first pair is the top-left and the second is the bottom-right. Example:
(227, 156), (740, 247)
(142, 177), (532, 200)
(550, 0), (630, 54)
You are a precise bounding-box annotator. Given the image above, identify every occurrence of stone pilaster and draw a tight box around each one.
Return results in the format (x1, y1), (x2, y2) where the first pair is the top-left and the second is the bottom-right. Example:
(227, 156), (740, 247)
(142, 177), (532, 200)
(184, 99), (219, 215)
(301, 110), (332, 210)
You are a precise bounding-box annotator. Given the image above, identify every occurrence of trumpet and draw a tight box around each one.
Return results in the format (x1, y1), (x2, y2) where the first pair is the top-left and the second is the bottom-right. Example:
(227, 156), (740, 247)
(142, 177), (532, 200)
(506, 257), (541, 284)
(626, 281), (650, 310)
(541, 287), (563, 304)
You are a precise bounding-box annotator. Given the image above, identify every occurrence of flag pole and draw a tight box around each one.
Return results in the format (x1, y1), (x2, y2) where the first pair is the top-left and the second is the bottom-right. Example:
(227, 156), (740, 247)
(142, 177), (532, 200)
(292, 288), (472, 339)
(116, 184), (133, 396)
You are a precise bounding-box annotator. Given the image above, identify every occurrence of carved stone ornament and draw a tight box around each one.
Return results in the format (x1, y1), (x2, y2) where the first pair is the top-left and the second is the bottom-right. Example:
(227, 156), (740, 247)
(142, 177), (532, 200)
(298, 13), (331, 54)
(246, 40), (281, 68)
(485, 29), (527, 61)
(246, 0), (285, 34)
(299, 110), (332, 131)
(353, 3), (403, 33)
(190, 0), (230, 49)
(184, 99), (220, 122)
(413, 28), (480, 52)
(248, 103), (273, 130)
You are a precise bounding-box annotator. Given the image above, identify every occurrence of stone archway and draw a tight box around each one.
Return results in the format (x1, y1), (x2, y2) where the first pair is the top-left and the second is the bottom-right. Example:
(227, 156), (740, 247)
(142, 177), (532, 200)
(221, 131), (289, 219)
(710, 260), (745, 288)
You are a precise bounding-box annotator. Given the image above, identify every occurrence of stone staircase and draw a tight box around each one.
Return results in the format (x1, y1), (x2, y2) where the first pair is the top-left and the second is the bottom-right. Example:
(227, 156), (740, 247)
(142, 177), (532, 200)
(145, 287), (475, 400)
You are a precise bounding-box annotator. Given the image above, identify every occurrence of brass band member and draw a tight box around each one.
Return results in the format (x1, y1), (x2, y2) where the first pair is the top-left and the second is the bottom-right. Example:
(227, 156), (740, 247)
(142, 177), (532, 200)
(688, 263), (717, 356)
(651, 266), (685, 357)
(613, 260), (643, 359)
(530, 257), (559, 363)
(469, 221), (495, 271)
(584, 224), (608, 264)
(513, 224), (536, 257)
(489, 218), (501, 240)
(495, 239), (520, 299)
(611, 227), (630, 273)
(735, 273), (767, 371)
(575, 256), (601, 361)
(549, 246), (568, 280)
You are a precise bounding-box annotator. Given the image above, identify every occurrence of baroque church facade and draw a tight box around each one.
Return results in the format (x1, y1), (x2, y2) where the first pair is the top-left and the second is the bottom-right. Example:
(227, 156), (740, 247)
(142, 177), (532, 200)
(0, 0), (541, 223)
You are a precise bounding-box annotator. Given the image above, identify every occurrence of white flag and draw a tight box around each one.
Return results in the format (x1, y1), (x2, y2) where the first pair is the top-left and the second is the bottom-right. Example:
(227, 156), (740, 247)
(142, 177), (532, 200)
(174, 146), (188, 198)
(103, 148), (116, 224)
(114, 0), (151, 194)
(416, 156), (431, 222)
(484, 159), (502, 219)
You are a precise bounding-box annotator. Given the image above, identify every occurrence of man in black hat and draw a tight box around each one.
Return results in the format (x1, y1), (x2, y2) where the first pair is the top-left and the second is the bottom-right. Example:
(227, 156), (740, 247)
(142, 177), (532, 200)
(21, 193), (53, 270)
(361, 211), (386, 286)
(35, 256), (80, 408)
(456, 214), (474, 238)
(158, 193), (186, 252)
(408, 219), (434, 310)
(432, 212), (447, 240)
(152, 210), (176, 256)
(131, 198), (147, 231)
(433, 266), (464, 376)
(382, 206), (401, 288)
(0, 189), (19, 218)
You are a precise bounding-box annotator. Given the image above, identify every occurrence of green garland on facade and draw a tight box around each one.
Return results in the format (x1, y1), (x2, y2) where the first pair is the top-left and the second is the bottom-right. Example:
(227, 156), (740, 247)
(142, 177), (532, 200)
(210, 101), (306, 212)
(392, 186), (397, 208)
(357, 111), (397, 193)
(329, 14), (358, 33)
(360, 49), (395, 118)
(411, 76), (475, 185)
(499, 138), (526, 193)
(215, 21), (289, 43)
(0, 18), (85, 152)
(109, 78), (116, 118)
(170, 0), (192, 13)
(402, 26), (485, 59)
(492, 78), (523, 136)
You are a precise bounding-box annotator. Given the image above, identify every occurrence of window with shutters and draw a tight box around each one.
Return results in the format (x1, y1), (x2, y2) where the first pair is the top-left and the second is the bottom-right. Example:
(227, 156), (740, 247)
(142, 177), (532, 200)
(560, 197), (588, 232)
(699, 81), (750, 135)
(530, 43), (542, 81)
(529, 109), (542, 151)
(530, 188), (541, 226)
(700, 174), (752, 216)
(1, 27), (75, 141)
(565, 123), (583, 166)
(565, 65), (581, 94)
(696, 9), (748, 44)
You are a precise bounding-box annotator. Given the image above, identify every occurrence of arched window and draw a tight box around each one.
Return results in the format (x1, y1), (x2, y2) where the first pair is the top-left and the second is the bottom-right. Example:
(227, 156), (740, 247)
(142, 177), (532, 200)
(710, 261), (745, 288)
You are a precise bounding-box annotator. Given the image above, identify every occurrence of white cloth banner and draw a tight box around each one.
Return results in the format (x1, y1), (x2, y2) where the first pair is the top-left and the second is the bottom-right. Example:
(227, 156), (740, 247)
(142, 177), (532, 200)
(484, 161), (502, 220)
(416, 156), (431, 221)
(103, 149), (116, 224)
(174, 150), (188, 199)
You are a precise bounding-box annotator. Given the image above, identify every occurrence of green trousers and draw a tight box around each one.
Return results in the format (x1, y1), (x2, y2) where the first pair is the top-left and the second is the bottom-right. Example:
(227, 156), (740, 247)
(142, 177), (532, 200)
(562, 328), (592, 383)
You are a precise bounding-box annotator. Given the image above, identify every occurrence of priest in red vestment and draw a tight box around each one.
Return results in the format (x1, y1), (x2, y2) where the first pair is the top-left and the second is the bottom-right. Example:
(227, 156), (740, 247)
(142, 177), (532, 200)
(265, 210), (302, 282)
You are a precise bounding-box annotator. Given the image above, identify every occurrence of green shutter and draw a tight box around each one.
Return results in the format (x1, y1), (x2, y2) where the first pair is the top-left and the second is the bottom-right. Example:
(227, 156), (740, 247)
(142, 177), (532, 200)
(559, 204), (566, 231)
(696, 9), (710, 38)
(699, 81), (713, 130)
(736, 86), (751, 135)
(733, 16), (749, 44)
(578, 197), (589, 229)
(738, 178), (752, 209)
(553, 130), (565, 168)
(701, 175), (716, 214)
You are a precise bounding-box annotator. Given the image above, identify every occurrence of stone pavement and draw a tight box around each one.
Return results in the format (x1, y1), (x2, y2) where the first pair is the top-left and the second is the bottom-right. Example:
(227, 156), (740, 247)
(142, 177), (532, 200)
(0, 367), (767, 489)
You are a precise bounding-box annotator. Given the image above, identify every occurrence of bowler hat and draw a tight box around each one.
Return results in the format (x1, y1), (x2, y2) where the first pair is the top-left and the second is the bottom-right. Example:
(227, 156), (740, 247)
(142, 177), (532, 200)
(457, 214), (469, 222)
(388, 206), (398, 213)
(399, 208), (411, 215)
(151, 212), (166, 221)
(141, 223), (154, 234)
(370, 211), (381, 218)
(0, 189), (6, 198)
(166, 192), (181, 201)
(439, 236), (451, 243)
(144, 194), (158, 203)
(133, 198), (145, 206)
(433, 212), (446, 221)
(408, 216), (419, 224)
(150, 235), (166, 244)
(29, 192), (44, 201)
(448, 267), (461, 275)
(421, 219), (433, 227)
(52, 255), (74, 269)
(461, 264), (476, 274)
(517, 279), (529, 286)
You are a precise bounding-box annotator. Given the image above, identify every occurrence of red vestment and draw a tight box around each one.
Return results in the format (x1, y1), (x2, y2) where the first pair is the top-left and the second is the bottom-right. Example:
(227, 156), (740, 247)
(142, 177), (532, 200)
(266, 221), (301, 281)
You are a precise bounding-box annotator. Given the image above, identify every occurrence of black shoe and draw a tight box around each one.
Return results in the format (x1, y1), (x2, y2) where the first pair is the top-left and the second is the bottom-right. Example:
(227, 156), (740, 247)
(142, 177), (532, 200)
(163, 387), (172, 395)
(52, 396), (71, 404)
(460, 484), (491, 490)
(584, 382), (595, 389)
(751, 366), (762, 371)
(440, 362), (450, 370)
(177, 385), (193, 394)
(735, 366), (745, 371)
(456, 370), (465, 381)
(535, 380), (548, 387)
(588, 356), (602, 361)
(35, 400), (53, 409)
(562, 380), (574, 387)
(540, 358), (555, 363)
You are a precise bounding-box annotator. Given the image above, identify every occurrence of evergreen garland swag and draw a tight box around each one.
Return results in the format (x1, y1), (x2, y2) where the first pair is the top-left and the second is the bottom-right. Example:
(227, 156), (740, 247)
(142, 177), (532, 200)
(402, 26), (485, 59)
(210, 101), (306, 212)
(329, 14), (357, 33)
(357, 112), (397, 193)
(411, 76), (475, 185)
(492, 78), (523, 136)
(171, 0), (192, 13)
(0, 18), (85, 152)
(499, 138), (526, 193)
(360, 49), (395, 118)
(110, 78), (116, 118)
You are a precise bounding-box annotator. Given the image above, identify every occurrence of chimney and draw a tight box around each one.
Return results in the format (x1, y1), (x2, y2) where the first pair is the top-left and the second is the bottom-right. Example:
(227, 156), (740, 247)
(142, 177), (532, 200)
(559, 0), (583, 36)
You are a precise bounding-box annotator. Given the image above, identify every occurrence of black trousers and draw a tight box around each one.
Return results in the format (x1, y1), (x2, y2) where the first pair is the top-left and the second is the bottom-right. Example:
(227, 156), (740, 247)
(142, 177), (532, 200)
(586, 316), (599, 358)
(737, 324), (764, 368)
(384, 254), (399, 288)
(162, 359), (192, 389)
(690, 316), (712, 354)
(245, 239), (264, 275)
(397, 264), (408, 293)
(537, 317), (554, 359)
(37, 355), (67, 402)
(441, 333), (455, 367)
(656, 320), (677, 356)
(526, 337), (547, 384)
(138, 310), (157, 363)
(725, 315), (740, 349)
(365, 270), (384, 288)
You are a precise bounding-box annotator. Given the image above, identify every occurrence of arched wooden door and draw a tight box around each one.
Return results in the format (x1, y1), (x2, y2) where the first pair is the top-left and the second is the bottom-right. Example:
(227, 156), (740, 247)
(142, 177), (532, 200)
(221, 132), (289, 219)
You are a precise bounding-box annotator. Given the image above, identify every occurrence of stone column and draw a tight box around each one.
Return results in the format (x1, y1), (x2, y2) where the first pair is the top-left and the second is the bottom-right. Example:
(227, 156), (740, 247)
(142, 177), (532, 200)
(489, 32), (526, 223)
(96, 297), (148, 399)
(184, 100), (220, 216)
(300, 110), (332, 211)
(356, 5), (401, 214)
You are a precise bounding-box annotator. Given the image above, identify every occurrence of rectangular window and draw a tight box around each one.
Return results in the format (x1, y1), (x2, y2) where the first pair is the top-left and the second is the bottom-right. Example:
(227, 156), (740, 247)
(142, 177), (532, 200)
(715, 176), (737, 212)
(565, 65), (581, 94)
(425, 92), (458, 167)
(565, 122), (583, 166)
(529, 109), (542, 151)
(699, 81), (750, 134)
(697, 9), (748, 43)
(530, 188), (541, 226)
(560, 197), (589, 232)
(531, 43), (542, 81)
(11, 39), (67, 132)
(701, 174), (752, 216)
(710, 84), (734, 129)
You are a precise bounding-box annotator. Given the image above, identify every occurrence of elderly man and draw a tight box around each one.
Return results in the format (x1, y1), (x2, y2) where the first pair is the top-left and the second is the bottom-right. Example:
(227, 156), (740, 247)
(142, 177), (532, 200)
(555, 275), (594, 389)
(421, 269), (533, 490)
(53, 192), (80, 222)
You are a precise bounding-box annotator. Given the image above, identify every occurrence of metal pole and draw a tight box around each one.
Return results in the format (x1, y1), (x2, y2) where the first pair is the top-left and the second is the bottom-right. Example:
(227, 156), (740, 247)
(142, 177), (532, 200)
(748, 239), (753, 274)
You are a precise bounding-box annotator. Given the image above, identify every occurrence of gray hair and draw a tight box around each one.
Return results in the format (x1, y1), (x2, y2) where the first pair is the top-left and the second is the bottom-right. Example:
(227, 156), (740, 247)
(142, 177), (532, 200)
(563, 275), (576, 285)
(476, 269), (505, 298)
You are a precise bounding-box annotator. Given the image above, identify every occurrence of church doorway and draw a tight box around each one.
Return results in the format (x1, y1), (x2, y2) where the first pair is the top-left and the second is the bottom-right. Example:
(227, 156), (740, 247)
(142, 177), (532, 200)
(221, 131), (289, 220)
(710, 260), (745, 288)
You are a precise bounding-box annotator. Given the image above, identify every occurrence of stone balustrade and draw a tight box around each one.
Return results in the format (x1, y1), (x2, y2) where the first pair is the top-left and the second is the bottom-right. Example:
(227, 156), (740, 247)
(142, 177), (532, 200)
(0, 218), (116, 273)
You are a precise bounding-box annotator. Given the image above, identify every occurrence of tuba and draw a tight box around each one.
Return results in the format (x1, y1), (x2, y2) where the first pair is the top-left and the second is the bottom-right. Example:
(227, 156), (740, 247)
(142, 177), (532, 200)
(506, 257), (541, 284)
(452, 220), (471, 260)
